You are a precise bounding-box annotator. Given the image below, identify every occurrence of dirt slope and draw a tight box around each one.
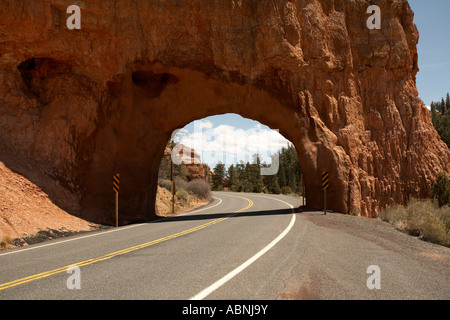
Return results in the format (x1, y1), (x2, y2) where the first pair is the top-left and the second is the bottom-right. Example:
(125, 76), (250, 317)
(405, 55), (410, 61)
(0, 160), (96, 244)
(0, 157), (209, 249)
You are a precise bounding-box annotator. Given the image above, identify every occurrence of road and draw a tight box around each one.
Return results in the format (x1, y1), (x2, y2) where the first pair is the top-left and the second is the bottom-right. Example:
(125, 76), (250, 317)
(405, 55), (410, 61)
(0, 191), (449, 300)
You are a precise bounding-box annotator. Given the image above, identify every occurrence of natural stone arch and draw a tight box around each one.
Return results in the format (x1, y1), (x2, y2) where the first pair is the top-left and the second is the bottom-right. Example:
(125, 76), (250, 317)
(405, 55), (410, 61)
(81, 63), (350, 223)
(0, 0), (448, 224)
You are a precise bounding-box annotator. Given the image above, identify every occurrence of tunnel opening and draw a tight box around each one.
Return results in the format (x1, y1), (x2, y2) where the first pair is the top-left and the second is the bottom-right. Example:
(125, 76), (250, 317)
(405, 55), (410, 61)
(80, 63), (348, 225)
(155, 114), (305, 217)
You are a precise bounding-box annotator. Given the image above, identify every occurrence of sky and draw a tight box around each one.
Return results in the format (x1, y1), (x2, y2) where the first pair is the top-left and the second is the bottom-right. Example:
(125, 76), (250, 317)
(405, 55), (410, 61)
(174, 1), (449, 168)
(409, 0), (450, 106)
(173, 115), (291, 169)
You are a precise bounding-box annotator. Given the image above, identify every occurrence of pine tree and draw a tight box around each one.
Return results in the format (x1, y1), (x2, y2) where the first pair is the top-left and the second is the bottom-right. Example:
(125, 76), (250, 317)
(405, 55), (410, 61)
(446, 92), (450, 113)
(272, 177), (282, 194)
(208, 144), (303, 196)
(432, 172), (450, 207)
(242, 162), (254, 192)
(431, 102), (437, 125)
(273, 144), (302, 193)
(249, 154), (264, 193)
(212, 162), (226, 191)
(438, 113), (450, 148)
(227, 164), (238, 191)
(234, 161), (245, 192)
(431, 93), (450, 148)
(440, 98), (446, 114)
(278, 162), (287, 189)
(270, 176), (282, 194)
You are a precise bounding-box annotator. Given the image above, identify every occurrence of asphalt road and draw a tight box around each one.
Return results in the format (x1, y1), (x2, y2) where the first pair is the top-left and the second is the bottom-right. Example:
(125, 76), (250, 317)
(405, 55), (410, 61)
(0, 191), (449, 300)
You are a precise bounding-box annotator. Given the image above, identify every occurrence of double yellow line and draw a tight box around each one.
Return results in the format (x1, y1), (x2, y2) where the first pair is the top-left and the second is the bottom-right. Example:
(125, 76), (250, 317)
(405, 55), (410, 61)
(0, 194), (253, 291)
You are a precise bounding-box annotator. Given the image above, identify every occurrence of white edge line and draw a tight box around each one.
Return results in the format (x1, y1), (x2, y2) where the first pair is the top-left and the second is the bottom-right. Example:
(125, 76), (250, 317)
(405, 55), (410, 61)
(189, 195), (295, 300)
(179, 196), (223, 215)
(0, 224), (143, 257)
(0, 196), (224, 257)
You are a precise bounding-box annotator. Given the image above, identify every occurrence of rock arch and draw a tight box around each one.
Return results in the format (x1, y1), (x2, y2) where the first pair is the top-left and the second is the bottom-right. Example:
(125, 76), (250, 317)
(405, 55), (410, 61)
(83, 63), (351, 223)
(0, 0), (448, 223)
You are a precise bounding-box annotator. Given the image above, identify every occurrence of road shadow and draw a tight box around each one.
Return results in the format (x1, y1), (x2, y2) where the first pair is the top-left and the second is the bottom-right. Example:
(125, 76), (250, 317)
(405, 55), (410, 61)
(153, 207), (295, 223)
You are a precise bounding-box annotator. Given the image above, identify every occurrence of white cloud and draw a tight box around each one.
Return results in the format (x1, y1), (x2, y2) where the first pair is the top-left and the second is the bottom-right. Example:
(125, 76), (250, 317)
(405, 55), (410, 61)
(199, 120), (213, 130)
(174, 120), (291, 167)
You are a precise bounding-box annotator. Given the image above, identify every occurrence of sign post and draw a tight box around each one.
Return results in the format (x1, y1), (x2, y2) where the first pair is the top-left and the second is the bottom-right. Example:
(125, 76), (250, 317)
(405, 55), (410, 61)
(322, 171), (329, 215)
(302, 176), (306, 206)
(171, 158), (175, 214)
(113, 173), (120, 227)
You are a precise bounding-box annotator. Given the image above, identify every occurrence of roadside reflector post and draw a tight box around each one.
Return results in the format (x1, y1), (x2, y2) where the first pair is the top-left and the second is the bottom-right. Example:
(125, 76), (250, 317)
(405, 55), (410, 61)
(113, 173), (120, 227)
(322, 171), (329, 215)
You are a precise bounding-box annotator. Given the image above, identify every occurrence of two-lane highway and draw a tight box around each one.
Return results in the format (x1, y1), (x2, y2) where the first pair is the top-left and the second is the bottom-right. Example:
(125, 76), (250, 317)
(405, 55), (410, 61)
(0, 192), (299, 299)
(1, 191), (449, 300)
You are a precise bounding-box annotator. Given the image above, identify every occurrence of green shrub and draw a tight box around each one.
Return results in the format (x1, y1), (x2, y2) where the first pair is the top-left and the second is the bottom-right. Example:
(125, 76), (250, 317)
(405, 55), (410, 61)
(176, 189), (189, 206)
(405, 199), (435, 236)
(379, 206), (408, 230)
(186, 179), (211, 199)
(422, 216), (448, 246)
(270, 183), (282, 194)
(281, 186), (293, 194)
(438, 206), (450, 233)
(431, 172), (450, 207)
(380, 199), (450, 247)
(174, 176), (188, 191)
(158, 179), (172, 191)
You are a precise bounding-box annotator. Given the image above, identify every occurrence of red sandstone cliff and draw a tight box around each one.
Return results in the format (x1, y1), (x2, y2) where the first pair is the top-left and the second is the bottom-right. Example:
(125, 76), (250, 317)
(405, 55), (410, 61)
(0, 0), (448, 223)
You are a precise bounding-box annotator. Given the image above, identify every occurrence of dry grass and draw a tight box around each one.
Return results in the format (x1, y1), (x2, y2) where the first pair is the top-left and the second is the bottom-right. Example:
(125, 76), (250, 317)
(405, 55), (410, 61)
(380, 199), (450, 247)
(156, 185), (209, 217)
(0, 234), (12, 249)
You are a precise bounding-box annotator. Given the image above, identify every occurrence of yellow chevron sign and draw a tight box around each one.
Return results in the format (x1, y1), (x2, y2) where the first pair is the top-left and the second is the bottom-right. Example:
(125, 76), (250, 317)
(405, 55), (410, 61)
(113, 173), (120, 193)
(322, 171), (329, 190)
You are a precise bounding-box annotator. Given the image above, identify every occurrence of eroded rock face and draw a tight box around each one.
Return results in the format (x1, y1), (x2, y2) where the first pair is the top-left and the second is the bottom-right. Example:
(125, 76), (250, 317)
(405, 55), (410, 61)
(163, 144), (212, 182)
(0, 0), (448, 223)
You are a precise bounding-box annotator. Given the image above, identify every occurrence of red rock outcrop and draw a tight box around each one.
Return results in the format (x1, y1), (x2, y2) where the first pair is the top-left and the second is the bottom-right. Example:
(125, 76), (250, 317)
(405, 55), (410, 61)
(164, 144), (212, 182)
(0, 0), (448, 223)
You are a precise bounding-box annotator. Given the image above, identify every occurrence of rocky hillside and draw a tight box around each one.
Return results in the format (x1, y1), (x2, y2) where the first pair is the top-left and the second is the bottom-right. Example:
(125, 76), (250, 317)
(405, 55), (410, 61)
(0, 158), (97, 247)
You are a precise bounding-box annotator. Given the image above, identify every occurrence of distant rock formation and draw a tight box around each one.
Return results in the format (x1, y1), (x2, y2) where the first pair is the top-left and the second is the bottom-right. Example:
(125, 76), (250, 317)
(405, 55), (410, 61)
(164, 144), (212, 183)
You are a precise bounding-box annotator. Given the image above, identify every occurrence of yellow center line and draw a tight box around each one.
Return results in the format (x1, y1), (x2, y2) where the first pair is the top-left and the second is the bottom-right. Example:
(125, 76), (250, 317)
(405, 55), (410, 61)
(0, 194), (253, 291)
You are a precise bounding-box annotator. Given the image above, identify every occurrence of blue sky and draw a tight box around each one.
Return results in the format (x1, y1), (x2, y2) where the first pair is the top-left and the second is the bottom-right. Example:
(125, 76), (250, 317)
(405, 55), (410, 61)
(176, 1), (449, 168)
(409, 0), (450, 106)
